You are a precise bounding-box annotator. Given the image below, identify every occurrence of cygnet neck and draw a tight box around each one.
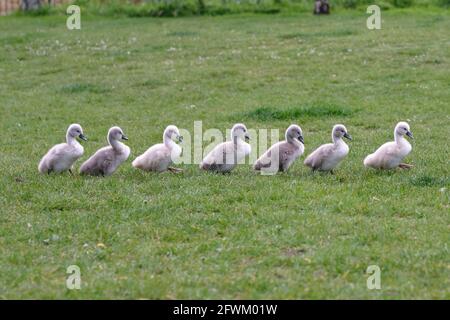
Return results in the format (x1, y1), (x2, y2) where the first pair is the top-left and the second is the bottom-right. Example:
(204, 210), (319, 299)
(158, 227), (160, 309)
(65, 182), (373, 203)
(332, 133), (343, 145)
(108, 134), (122, 150)
(164, 133), (176, 149)
(66, 132), (79, 146)
(286, 134), (299, 145)
(394, 130), (406, 144)
(285, 130), (293, 143)
(230, 130), (237, 142)
(232, 135), (245, 145)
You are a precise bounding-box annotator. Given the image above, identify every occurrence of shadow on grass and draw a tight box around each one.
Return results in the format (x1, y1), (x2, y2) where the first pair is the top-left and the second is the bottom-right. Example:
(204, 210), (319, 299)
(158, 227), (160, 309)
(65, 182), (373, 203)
(235, 104), (357, 122)
(60, 83), (110, 94)
(166, 31), (199, 37)
(409, 175), (449, 187)
(280, 29), (356, 40)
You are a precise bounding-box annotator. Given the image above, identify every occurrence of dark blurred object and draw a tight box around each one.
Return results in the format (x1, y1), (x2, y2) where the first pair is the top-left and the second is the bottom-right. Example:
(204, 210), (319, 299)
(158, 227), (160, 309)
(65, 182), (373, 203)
(314, 0), (330, 14)
(21, 0), (41, 11)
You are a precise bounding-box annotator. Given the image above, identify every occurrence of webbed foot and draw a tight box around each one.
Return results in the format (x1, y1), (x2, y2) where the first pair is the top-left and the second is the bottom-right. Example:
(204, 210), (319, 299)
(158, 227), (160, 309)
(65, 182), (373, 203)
(398, 163), (413, 169)
(168, 167), (183, 173)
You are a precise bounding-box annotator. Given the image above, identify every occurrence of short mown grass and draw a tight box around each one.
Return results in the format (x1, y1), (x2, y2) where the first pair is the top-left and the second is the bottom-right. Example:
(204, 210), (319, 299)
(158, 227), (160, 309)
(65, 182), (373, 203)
(237, 104), (356, 121)
(0, 9), (449, 299)
(60, 83), (111, 94)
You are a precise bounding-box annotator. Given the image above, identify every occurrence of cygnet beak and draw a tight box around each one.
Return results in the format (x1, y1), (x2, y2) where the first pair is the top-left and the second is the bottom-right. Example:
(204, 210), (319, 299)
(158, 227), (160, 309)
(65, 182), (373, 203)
(406, 131), (414, 139)
(245, 133), (251, 141)
(178, 135), (183, 143)
(79, 133), (88, 141)
(122, 134), (128, 141)
(298, 135), (304, 144)
(343, 132), (352, 141)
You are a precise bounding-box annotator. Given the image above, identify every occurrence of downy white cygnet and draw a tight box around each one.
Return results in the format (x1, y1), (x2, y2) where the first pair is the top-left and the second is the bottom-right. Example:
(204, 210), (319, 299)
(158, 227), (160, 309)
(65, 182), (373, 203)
(200, 123), (251, 173)
(79, 126), (130, 176)
(364, 121), (413, 170)
(254, 124), (304, 173)
(304, 124), (351, 173)
(38, 123), (87, 174)
(132, 125), (183, 173)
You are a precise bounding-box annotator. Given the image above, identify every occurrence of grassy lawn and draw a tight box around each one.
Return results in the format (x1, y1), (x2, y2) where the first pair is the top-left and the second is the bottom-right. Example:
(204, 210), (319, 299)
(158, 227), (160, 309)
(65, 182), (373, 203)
(0, 9), (449, 299)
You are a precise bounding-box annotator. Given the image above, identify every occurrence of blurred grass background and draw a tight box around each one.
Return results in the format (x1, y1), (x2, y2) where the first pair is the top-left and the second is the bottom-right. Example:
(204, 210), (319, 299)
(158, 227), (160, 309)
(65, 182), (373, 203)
(12, 0), (450, 18)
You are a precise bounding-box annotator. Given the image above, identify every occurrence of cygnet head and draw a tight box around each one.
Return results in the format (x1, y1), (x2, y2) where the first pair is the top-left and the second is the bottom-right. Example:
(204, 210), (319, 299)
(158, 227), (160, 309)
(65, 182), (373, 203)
(332, 124), (352, 141)
(395, 121), (413, 139)
(231, 123), (250, 142)
(108, 126), (128, 143)
(164, 125), (183, 143)
(67, 123), (87, 141)
(286, 124), (304, 144)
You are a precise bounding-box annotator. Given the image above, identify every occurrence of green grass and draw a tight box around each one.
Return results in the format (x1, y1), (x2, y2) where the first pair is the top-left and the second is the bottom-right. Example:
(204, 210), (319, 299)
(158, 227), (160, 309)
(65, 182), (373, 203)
(237, 104), (356, 121)
(0, 9), (449, 299)
(18, 0), (450, 19)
